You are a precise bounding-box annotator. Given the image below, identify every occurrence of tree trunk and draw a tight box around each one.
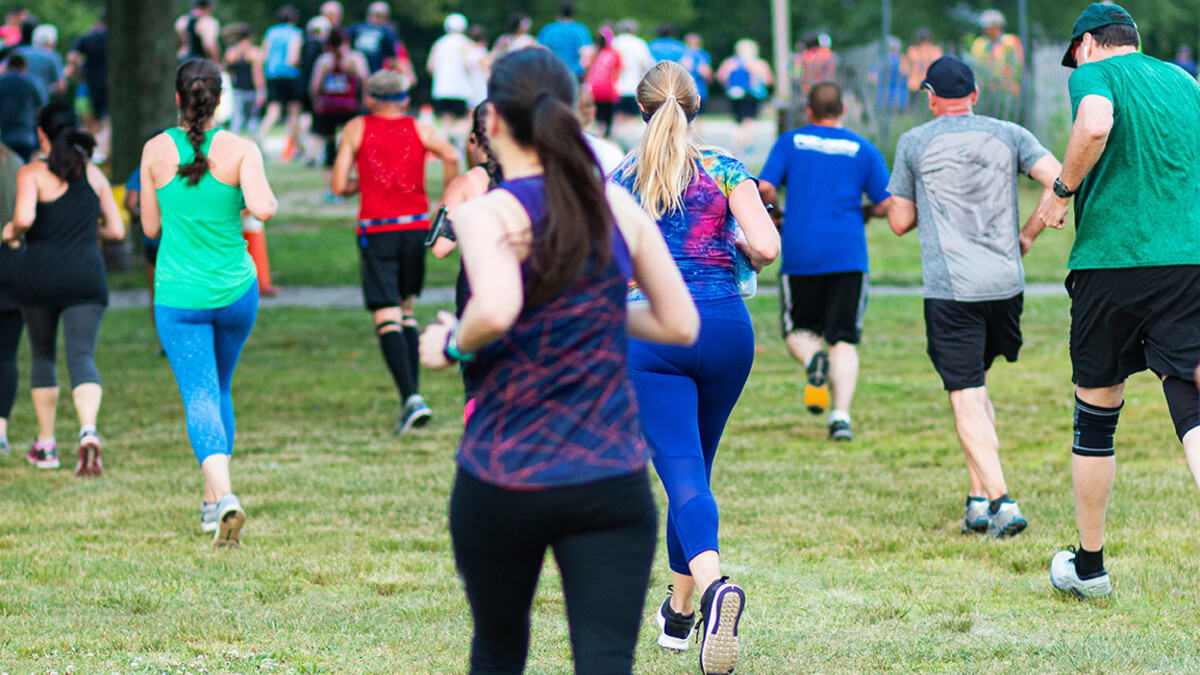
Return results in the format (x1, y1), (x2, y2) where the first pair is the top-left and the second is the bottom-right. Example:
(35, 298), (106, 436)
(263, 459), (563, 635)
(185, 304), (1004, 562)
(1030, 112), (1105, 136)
(108, 0), (177, 184)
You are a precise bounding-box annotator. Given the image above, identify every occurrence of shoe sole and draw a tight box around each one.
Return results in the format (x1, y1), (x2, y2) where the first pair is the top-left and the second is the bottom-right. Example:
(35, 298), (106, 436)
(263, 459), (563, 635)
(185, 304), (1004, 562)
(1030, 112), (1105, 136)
(398, 408), (432, 435)
(1052, 577), (1112, 600)
(804, 384), (829, 415)
(28, 455), (59, 469)
(700, 585), (745, 675)
(76, 440), (102, 477)
(989, 519), (1028, 539)
(213, 507), (246, 549)
(830, 430), (853, 442)
(655, 606), (691, 651)
(961, 520), (989, 534)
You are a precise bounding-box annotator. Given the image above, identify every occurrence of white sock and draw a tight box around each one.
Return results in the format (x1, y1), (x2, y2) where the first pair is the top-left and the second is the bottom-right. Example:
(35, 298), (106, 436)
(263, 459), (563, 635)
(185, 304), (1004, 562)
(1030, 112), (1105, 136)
(829, 410), (851, 425)
(80, 425), (97, 436)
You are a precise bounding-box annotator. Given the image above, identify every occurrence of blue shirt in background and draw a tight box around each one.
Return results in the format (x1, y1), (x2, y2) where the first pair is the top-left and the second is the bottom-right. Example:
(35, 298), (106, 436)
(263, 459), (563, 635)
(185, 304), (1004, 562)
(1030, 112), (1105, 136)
(648, 37), (686, 64)
(537, 20), (591, 76)
(760, 125), (890, 276)
(349, 22), (401, 74)
(0, 71), (48, 149)
(683, 47), (711, 100)
(263, 23), (302, 79)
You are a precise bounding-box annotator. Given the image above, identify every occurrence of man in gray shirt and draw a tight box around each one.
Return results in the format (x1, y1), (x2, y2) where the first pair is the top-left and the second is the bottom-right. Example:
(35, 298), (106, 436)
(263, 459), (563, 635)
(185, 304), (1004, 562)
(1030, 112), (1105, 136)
(888, 55), (1061, 539)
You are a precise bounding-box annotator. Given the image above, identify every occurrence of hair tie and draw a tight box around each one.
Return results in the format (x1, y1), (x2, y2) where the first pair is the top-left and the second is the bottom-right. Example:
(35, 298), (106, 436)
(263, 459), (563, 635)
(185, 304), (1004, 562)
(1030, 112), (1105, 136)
(640, 96), (698, 124)
(72, 143), (88, 156)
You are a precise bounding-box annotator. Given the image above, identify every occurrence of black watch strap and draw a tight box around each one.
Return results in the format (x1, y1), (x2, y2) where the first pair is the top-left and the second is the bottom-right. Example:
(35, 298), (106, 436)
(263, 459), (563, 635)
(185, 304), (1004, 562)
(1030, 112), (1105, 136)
(1053, 177), (1075, 199)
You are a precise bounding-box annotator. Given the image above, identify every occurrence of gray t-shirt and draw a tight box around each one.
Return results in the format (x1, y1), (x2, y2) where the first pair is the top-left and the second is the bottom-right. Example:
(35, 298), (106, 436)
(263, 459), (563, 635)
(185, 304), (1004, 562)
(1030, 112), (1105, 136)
(889, 114), (1049, 301)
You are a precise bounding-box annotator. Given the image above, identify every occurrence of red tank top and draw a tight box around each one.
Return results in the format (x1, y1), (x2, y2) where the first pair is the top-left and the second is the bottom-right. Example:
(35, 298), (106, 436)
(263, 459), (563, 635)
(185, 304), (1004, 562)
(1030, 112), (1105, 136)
(356, 115), (430, 232)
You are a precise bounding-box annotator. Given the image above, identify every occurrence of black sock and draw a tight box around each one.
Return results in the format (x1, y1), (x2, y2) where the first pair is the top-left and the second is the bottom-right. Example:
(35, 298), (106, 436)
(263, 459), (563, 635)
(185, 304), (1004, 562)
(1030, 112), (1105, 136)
(378, 330), (415, 400)
(1074, 546), (1105, 579)
(966, 496), (986, 507)
(402, 324), (420, 391)
(988, 493), (1012, 515)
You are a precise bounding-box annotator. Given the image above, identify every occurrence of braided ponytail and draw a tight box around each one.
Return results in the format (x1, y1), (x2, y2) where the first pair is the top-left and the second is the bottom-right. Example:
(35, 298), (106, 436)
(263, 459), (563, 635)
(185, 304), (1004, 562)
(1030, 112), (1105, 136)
(175, 58), (222, 186)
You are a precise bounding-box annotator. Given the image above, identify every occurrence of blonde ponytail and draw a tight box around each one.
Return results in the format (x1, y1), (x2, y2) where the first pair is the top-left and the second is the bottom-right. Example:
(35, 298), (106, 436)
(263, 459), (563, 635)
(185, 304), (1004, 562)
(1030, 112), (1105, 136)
(629, 61), (701, 221)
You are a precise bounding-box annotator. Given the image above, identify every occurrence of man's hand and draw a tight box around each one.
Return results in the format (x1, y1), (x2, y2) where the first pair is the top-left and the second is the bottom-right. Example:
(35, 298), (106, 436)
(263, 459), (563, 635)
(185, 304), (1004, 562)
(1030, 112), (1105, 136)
(419, 311), (458, 370)
(1035, 189), (1069, 231)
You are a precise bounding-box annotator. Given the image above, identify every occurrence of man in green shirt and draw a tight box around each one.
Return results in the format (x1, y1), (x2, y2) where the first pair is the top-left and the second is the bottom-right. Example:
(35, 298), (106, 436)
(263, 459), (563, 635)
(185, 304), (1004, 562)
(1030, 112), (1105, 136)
(1036, 3), (1200, 600)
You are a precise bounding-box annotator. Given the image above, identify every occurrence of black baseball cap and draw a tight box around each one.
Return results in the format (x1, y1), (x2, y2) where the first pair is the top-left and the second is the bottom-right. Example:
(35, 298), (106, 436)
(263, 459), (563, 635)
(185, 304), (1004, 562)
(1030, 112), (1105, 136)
(921, 55), (976, 99)
(1062, 3), (1137, 68)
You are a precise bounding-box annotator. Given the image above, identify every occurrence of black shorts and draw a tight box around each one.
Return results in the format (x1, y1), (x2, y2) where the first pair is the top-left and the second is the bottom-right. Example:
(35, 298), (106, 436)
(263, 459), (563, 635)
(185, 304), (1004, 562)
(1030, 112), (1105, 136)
(432, 98), (467, 118)
(313, 111), (356, 137)
(87, 80), (108, 118)
(266, 77), (300, 105)
(595, 101), (615, 129)
(730, 97), (761, 123)
(359, 230), (427, 311)
(1068, 266), (1200, 388)
(779, 272), (867, 344)
(924, 295), (1023, 391)
(143, 238), (159, 265)
(618, 95), (640, 116)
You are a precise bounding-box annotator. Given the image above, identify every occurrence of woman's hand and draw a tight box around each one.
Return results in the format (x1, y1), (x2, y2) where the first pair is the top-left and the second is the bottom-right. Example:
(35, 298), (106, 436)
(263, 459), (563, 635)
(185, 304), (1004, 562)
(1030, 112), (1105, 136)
(1, 221), (18, 247)
(419, 311), (459, 370)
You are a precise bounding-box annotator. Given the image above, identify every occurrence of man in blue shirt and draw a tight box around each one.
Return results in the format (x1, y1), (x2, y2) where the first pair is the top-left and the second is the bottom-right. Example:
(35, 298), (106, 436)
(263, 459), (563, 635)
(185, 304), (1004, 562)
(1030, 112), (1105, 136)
(759, 82), (891, 442)
(681, 33), (713, 109)
(536, 1), (591, 78)
(648, 23), (686, 64)
(0, 54), (48, 162)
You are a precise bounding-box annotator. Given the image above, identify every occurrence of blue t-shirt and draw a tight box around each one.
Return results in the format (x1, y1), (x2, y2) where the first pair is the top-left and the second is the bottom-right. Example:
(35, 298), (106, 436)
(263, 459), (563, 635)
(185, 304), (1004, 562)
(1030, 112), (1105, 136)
(349, 22), (401, 74)
(263, 23), (302, 79)
(760, 125), (890, 275)
(683, 48), (712, 99)
(613, 149), (754, 301)
(0, 71), (48, 148)
(649, 38), (687, 64)
(537, 20), (592, 76)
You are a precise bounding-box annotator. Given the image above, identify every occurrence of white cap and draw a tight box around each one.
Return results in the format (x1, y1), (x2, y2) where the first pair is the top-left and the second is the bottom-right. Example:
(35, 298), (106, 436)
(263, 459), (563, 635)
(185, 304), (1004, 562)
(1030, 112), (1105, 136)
(32, 24), (57, 48)
(444, 13), (467, 33)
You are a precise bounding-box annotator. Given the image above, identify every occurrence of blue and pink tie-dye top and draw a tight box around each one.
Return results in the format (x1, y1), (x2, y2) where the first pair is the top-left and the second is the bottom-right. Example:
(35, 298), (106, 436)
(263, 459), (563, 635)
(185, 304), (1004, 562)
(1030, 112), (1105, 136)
(612, 149), (755, 302)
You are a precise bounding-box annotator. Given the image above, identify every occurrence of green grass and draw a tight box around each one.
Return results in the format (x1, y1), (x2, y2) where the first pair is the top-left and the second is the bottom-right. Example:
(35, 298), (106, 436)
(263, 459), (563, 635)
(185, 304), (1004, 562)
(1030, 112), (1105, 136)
(3, 293), (1199, 673)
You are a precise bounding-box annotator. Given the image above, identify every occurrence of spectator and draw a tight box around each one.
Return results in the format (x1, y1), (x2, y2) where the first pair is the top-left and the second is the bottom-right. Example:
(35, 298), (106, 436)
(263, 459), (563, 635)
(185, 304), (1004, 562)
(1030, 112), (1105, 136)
(872, 36), (907, 110)
(427, 13), (475, 144)
(1172, 45), (1198, 78)
(903, 28), (943, 95)
(0, 53), (47, 161)
(970, 9), (1024, 120)
(491, 12), (535, 60)
(536, 1), (591, 78)
(648, 23), (686, 63)
(15, 24), (64, 94)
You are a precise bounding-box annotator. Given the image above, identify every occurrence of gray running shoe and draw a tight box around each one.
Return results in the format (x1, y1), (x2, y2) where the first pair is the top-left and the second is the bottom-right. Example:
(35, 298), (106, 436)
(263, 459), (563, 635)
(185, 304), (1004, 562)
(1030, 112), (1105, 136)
(213, 493), (246, 549)
(986, 501), (1028, 539)
(0, 437), (10, 456)
(828, 419), (854, 442)
(961, 498), (989, 534)
(1050, 548), (1112, 599)
(397, 394), (432, 434)
(201, 502), (218, 533)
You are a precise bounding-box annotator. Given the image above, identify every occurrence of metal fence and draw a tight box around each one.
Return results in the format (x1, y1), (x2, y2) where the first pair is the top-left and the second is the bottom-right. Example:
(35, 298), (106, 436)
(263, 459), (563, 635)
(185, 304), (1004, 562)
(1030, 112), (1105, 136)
(782, 41), (1073, 158)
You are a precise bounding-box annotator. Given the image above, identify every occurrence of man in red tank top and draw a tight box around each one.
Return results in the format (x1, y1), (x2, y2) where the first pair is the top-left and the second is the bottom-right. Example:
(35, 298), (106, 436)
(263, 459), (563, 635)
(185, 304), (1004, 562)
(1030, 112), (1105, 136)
(332, 70), (459, 433)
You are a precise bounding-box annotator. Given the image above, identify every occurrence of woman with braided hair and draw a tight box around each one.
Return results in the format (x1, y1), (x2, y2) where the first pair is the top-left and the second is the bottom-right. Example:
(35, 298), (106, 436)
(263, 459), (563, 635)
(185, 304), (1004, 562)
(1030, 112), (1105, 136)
(1, 104), (124, 475)
(139, 58), (278, 548)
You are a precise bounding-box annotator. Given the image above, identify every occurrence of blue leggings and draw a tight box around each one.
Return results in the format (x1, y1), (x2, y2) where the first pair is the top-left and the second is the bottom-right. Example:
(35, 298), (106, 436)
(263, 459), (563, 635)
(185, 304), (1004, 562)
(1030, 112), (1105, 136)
(628, 295), (754, 575)
(155, 283), (258, 466)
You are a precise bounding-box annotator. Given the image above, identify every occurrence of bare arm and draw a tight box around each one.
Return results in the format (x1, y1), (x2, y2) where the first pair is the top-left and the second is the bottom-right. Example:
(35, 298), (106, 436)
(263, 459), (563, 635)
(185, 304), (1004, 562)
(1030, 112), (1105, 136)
(331, 117), (363, 196)
(1020, 153), (1064, 254)
(139, 140), (163, 239)
(1035, 95), (1112, 230)
(887, 196), (917, 235)
(309, 57), (328, 100)
(445, 193), (528, 351)
(433, 167), (489, 258)
(728, 179), (779, 269)
(609, 184), (699, 345)
(417, 121), (461, 189)
(87, 165), (125, 241)
(758, 180), (778, 207)
(864, 197), (891, 220)
(238, 141), (277, 221)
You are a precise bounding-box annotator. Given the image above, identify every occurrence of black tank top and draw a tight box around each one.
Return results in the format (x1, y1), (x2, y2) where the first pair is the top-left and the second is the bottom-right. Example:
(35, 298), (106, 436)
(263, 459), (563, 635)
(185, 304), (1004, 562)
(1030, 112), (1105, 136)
(16, 176), (108, 307)
(229, 56), (254, 91)
(184, 14), (206, 60)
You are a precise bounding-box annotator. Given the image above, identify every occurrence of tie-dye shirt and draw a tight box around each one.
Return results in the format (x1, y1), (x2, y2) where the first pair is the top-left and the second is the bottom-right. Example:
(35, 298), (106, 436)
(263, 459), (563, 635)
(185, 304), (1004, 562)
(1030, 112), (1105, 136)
(613, 149), (754, 302)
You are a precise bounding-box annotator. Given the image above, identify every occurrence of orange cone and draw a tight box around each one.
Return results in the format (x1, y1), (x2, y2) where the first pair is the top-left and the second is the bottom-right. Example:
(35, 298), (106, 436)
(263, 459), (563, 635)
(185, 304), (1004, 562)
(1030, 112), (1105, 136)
(242, 213), (280, 296)
(280, 135), (296, 163)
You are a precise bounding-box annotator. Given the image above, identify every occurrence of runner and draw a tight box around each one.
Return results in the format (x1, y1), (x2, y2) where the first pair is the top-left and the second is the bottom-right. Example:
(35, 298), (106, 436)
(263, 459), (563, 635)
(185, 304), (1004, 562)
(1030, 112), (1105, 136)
(175, 0), (221, 64)
(297, 15), (332, 166)
(491, 12), (535, 60)
(138, 58), (277, 547)
(330, 70), (458, 434)
(611, 20), (654, 147)
(427, 13), (475, 145)
(348, 2), (406, 77)
(309, 28), (367, 175)
(576, 86), (625, 174)
(536, 1), (591, 78)
(222, 24), (265, 137)
(582, 27), (620, 138)
(758, 82), (891, 441)
(257, 6), (304, 159)
(1033, 3), (1200, 600)
(716, 40), (772, 157)
(0, 143), (22, 456)
(320, 1), (343, 31)
(66, 12), (108, 161)
(648, 23), (687, 63)
(612, 61), (778, 675)
(887, 55), (1061, 539)
(0, 54), (48, 162)
(680, 33), (713, 113)
(418, 47), (699, 675)
(16, 24), (65, 94)
(0, 104), (124, 476)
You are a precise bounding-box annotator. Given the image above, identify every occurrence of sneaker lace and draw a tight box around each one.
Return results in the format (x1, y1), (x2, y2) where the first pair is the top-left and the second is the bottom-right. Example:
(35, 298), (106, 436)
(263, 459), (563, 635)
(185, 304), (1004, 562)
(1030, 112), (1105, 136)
(694, 576), (731, 644)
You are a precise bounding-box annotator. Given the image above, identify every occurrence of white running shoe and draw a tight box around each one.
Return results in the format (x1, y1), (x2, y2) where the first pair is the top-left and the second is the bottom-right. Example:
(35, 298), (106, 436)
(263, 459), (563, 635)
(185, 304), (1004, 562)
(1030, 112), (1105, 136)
(961, 498), (989, 534)
(1050, 549), (1112, 599)
(213, 493), (246, 549)
(986, 501), (1028, 539)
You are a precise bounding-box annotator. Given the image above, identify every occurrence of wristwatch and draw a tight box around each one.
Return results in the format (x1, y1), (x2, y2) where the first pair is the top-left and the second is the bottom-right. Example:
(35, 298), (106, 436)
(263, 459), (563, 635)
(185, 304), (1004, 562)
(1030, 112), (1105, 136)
(443, 324), (475, 363)
(1052, 177), (1075, 199)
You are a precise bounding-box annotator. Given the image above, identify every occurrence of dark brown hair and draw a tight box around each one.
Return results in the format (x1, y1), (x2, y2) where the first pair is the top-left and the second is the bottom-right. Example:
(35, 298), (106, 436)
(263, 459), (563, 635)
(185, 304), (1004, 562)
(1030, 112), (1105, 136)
(808, 81), (843, 120)
(38, 103), (95, 182)
(488, 48), (610, 308)
(175, 58), (222, 186)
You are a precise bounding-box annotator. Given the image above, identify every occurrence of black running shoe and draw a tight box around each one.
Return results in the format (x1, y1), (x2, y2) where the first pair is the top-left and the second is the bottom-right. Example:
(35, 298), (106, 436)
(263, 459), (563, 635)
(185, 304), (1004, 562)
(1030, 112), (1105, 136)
(656, 595), (696, 651)
(828, 419), (854, 442)
(805, 351), (830, 415)
(697, 577), (745, 675)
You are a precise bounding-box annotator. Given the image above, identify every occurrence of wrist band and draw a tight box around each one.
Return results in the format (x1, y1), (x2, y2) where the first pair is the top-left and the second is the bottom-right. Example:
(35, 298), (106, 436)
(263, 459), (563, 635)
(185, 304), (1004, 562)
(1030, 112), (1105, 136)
(443, 323), (475, 363)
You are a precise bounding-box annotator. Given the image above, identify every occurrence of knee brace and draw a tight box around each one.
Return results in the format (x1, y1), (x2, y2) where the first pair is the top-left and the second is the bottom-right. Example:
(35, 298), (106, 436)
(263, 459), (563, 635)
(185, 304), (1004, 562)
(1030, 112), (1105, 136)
(1073, 395), (1122, 457)
(1162, 376), (1200, 441)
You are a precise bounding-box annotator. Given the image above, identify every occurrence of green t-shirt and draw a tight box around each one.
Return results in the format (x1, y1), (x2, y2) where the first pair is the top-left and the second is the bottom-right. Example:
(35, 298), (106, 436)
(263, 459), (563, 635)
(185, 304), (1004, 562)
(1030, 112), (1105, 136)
(1068, 52), (1200, 270)
(154, 128), (255, 309)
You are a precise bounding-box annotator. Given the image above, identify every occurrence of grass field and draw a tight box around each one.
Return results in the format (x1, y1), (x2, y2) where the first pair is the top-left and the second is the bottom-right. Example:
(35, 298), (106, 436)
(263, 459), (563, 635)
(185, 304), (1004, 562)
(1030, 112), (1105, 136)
(3, 290), (1199, 673)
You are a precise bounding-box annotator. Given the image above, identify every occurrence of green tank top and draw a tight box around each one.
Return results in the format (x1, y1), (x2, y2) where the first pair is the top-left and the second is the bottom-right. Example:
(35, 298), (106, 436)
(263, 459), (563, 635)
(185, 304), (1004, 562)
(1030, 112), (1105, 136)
(154, 127), (255, 310)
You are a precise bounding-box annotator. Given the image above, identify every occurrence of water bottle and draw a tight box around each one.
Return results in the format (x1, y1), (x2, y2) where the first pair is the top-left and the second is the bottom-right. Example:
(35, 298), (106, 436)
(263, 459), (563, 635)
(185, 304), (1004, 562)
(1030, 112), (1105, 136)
(733, 224), (757, 298)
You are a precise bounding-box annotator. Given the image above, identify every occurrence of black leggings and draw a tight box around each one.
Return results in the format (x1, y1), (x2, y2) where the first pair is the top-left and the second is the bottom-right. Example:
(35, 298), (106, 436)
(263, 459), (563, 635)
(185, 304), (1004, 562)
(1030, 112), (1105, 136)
(21, 304), (105, 389)
(449, 468), (658, 675)
(0, 309), (21, 418)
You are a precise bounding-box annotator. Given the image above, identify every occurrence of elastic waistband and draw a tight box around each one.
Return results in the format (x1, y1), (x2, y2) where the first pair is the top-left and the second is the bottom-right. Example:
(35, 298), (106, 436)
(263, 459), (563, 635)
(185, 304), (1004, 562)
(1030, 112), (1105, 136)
(695, 294), (751, 320)
(356, 214), (430, 234)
